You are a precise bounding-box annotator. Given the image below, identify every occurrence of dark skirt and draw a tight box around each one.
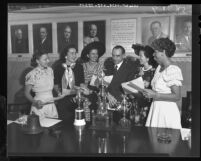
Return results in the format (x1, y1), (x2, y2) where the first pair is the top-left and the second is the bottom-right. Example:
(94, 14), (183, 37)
(56, 95), (77, 124)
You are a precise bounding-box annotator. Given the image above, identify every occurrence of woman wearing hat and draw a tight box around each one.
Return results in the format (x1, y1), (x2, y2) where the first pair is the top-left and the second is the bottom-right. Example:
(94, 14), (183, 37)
(130, 44), (158, 125)
(80, 41), (106, 111)
(81, 41), (106, 87)
(53, 44), (89, 122)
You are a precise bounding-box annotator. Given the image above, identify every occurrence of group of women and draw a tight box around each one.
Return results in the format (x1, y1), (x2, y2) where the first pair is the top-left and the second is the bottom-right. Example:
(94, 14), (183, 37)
(24, 37), (183, 129)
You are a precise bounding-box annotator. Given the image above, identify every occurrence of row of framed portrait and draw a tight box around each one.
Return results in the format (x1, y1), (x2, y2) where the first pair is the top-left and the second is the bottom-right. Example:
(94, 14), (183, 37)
(9, 15), (192, 55)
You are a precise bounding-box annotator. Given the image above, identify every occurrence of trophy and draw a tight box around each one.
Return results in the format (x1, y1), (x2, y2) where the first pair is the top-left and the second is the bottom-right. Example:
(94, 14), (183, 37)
(96, 68), (108, 117)
(74, 89), (86, 126)
(90, 69), (111, 129)
(117, 95), (132, 129)
(75, 125), (85, 152)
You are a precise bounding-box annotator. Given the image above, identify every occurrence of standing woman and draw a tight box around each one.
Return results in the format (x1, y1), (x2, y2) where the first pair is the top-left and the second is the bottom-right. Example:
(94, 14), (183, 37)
(143, 38), (183, 129)
(25, 50), (59, 118)
(132, 44), (157, 90)
(131, 44), (158, 125)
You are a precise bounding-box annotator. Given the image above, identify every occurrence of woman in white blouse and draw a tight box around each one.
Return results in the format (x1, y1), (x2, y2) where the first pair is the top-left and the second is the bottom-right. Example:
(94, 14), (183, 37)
(25, 50), (66, 119)
(142, 38), (183, 129)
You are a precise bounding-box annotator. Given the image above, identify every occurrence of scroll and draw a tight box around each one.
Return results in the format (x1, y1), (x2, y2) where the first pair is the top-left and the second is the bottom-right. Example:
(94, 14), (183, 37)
(41, 93), (69, 105)
(121, 77), (144, 94)
(103, 75), (113, 86)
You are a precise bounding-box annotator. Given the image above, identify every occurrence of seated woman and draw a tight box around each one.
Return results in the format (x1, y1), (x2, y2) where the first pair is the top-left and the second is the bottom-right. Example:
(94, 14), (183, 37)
(131, 44), (158, 125)
(25, 50), (62, 119)
(143, 38), (183, 129)
(80, 41), (106, 110)
(53, 44), (90, 122)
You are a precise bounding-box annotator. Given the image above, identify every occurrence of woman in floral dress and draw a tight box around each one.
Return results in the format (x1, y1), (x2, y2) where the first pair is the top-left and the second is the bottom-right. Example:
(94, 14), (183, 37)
(25, 50), (61, 119)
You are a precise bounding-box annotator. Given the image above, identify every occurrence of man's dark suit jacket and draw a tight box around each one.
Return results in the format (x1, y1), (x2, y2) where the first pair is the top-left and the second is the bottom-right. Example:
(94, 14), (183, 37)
(107, 59), (139, 102)
(36, 38), (52, 53)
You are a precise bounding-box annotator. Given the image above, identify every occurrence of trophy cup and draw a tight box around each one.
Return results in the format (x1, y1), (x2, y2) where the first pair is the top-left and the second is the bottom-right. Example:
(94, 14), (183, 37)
(90, 69), (111, 129)
(74, 89), (86, 126)
(117, 95), (132, 129)
(75, 125), (85, 152)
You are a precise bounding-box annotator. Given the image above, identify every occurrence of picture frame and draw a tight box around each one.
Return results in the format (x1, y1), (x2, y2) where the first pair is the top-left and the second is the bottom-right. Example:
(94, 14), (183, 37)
(10, 24), (29, 54)
(32, 23), (53, 53)
(141, 16), (170, 46)
(57, 22), (78, 53)
(174, 15), (192, 53)
(83, 20), (106, 47)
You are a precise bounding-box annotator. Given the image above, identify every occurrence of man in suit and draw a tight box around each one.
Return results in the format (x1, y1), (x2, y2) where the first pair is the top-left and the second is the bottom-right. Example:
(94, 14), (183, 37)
(36, 27), (52, 53)
(83, 24), (99, 47)
(12, 28), (28, 53)
(176, 20), (192, 51)
(106, 45), (139, 104)
(147, 21), (168, 46)
(105, 46), (139, 122)
(59, 25), (75, 53)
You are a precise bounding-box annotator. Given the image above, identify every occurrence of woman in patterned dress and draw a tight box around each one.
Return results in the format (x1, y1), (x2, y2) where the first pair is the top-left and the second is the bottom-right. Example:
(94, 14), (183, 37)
(143, 38), (183, 129)
(81, 41), (105, 87)
(25, 50), (64, 119)
(131, 44), (158, 125)
(80, 42), (106, 110)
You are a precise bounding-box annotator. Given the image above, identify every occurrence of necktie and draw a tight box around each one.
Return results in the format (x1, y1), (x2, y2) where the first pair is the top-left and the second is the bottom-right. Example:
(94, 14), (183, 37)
(114, 65), (118, 74)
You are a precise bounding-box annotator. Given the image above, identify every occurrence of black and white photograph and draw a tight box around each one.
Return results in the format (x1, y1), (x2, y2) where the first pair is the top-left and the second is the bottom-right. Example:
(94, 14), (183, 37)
(174, 16), (192, 52)
(33, 23), (52, 53)
(6, 4), (199, 158)
(10, 24), (29, 53)
(57, 22), (78, 53)
(83, 20), (106, 47)
(141, 16), (170, 46)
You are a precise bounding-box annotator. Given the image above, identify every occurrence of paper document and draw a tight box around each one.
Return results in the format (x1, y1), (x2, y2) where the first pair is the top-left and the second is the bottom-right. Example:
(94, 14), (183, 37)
(90, 75), (98, 86)
(180, 128), (191, 140)
(12, 115), (61, 127)
(7, 120), (14, 125)
(103, 75), (113, 85)
(42, 94), (68, 105)
(122, 77), (144, 94)
(40, 118), (62, 127)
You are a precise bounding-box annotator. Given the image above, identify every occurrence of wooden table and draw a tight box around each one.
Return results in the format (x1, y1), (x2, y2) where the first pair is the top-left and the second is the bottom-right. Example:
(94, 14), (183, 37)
(7, 113), (191, 157)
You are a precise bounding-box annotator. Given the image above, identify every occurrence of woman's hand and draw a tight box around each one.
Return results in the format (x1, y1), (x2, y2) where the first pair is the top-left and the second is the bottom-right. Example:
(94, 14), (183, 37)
(80, 83), (88, 89)
(142, 89), (157, 99)
(80, 86), (92, 95)
(33, 100), (44, 109)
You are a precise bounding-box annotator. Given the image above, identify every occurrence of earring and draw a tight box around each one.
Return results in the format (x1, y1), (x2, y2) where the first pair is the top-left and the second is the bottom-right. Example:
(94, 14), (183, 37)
(65, 56), (67, 59)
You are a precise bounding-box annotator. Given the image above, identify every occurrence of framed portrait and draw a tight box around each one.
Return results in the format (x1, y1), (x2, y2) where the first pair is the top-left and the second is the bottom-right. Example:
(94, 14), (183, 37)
(141, 16), (170, 46)
(10, 24), (29, 54)
(32, 23), (52, 53)
(57, 22), (78, 53)
(83, 20), (106, 47)
(174, 15), (192, 53)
